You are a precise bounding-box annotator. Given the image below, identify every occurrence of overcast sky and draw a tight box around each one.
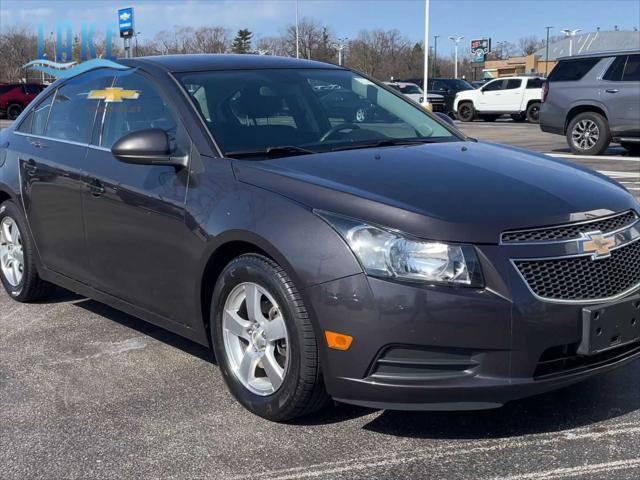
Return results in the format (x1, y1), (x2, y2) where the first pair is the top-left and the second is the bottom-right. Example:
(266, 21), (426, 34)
(1, 0), (639, 55)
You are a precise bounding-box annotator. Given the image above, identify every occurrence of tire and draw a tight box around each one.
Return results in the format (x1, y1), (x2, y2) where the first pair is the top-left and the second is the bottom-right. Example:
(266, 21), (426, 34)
(511, 113), (526, 122)
(457, 102), (475, 122)
(480, 114), (499, 122)
(0, 200), (55, 302)
(526, 102), (541, 123)
(6, 104), (22, 120)
(621, 142), (640, 156)
(211, 253), (329, 421)
(566, 112), (611, 156)
(353, 107), (367, 123)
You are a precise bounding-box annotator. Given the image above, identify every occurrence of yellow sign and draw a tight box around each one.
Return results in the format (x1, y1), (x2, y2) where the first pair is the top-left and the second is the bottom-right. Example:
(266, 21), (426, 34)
(87, 87), (139, 103)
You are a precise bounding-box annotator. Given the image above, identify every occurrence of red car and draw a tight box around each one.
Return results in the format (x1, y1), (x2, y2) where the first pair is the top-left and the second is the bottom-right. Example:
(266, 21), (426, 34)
(0, 83), (46, 120)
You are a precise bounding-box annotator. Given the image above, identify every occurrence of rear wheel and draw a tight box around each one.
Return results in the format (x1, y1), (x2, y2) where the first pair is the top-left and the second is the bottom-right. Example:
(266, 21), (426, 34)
(621, 142), (640, 156)
(566, 112), (611, 156)
(526, 102), (541, 123)
(211, 253), (328, 421)
(0, 200), (55, 302)
(511, 113), (526, 122)
(6, 104), (22, 120)
(457, 102), (475, 122)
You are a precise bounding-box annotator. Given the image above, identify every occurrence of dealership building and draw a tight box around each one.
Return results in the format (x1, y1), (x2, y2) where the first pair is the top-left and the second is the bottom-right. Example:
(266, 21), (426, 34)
(483, 29), (640, 78)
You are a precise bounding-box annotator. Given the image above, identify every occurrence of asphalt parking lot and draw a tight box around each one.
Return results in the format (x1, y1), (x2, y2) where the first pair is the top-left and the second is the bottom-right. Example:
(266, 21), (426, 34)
(1, 118), (640, 479)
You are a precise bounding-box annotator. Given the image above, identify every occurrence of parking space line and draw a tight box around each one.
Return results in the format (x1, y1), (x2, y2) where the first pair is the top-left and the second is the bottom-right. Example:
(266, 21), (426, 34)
(490, 458), (640, 480)
(229, 424), (640, 480)
(546, 153), (640, 161)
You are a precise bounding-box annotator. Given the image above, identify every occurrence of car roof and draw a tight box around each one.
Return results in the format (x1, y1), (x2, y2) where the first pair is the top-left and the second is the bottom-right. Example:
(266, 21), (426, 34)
(557, 48), (640, 61)
(123, 54), (345, 73)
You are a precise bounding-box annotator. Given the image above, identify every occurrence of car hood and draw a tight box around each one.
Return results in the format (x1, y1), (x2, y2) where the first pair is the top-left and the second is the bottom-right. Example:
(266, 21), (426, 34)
(234, 141), (637, 244)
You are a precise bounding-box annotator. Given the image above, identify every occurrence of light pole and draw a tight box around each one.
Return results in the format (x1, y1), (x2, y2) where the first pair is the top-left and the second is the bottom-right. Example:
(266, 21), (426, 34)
(561, 28), (581, 56)
(334, 37), (348, 66)
(422, 0), (430, 109)
(449, 35), (464, 79)
(433, 34), (439, 77)
(544, 26), (553, 76)
(295, 0), (300, 58)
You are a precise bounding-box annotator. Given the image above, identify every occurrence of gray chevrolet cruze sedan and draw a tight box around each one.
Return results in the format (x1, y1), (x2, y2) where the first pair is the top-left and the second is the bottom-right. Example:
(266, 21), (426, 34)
(1, 55), (639, 421)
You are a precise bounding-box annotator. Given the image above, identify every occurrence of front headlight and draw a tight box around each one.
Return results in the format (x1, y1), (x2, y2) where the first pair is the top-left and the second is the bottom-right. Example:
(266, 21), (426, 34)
(317, 211), (484, 287)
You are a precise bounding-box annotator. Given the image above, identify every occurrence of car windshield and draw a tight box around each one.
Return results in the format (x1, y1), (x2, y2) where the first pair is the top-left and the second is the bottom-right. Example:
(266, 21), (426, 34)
(399, 84), (422, 94)
(177, 68), (460, 159)
(447, 79), (473, 90)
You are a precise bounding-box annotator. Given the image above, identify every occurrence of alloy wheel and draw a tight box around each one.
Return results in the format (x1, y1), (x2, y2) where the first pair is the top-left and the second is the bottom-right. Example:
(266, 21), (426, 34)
(355, 108), (366, 122)
(0, 217), (24, 287)
(222, 282), (289, 396)
(572, 119), (600, 151)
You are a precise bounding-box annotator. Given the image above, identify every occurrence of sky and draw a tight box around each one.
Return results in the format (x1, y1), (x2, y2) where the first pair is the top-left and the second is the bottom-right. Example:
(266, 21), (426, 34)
(1, 0), (639, 55)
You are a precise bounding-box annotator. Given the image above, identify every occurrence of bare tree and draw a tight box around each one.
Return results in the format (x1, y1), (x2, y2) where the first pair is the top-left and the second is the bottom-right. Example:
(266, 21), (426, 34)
(347, 29), (411, 79)
(518, 35), (543, 55)
(192, 27), (230, 53)
(283, 18), (323, 59)
(256, 36), (288, 56)
(0, 26), (38, 82)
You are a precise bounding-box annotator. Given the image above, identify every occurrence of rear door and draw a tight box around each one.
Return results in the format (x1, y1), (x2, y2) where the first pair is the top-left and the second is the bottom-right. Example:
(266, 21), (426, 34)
(16, 70), (111, 281)
(500, 79), (523, 111)
(602, 54), (640, 137)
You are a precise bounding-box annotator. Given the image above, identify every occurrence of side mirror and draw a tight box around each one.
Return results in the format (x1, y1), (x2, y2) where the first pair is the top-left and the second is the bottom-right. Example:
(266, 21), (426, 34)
(111, 128), (188, 168)
(435, 112), (456, 127)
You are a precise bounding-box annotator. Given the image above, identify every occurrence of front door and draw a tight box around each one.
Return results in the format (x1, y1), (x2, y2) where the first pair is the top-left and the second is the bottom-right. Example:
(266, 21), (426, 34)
(477, 79), (505, 111)
(82, 70), (195, 325)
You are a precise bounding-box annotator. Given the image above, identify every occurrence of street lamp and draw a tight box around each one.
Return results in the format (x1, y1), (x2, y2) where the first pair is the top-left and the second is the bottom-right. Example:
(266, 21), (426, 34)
(561, 28), (581, 56)
(334, 37), (348, 66)
(449, 35), (464, 79)
(433, 34), (440, 77)
(544, 26), (553, 76)
(295, 0), (300, 58)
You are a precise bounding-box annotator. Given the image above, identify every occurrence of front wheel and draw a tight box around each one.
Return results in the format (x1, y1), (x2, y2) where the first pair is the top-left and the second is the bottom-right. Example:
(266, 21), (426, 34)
(566, 112), (611, 156)
(211, 253), (328, 421)
(457, 102), (475, 122)
(6, 104), (22, 120)
(0, 200), (55, 301)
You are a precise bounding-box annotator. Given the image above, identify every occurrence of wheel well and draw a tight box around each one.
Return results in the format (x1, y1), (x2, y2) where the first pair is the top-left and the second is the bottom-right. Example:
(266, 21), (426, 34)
(564, 105), (607, 134)
(526, 99), (541, 109)
(0, 191), (11, 205)
(199, 241), (270, 342)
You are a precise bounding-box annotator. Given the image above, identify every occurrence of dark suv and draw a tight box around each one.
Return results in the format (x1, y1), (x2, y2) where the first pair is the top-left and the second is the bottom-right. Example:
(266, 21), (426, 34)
(0, 83), (45, 119)
(1, 55), (639, 421)
(402, 78), (474, 117)
(540, 50), (640, 155)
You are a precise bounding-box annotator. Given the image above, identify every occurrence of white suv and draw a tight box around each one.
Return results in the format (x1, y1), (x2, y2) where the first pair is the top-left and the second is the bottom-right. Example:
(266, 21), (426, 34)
(454, 76), (544, 123)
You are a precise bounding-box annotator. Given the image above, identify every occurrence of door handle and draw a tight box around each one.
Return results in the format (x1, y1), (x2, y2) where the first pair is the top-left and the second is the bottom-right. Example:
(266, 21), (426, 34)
(22, 158), (37, 177)
(605, 88), (619, 93)
(85, 178), (106, 197)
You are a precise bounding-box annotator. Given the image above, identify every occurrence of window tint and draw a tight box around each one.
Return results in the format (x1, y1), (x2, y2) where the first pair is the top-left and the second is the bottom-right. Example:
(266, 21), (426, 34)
(482, 80), (504, 91)
(23, 85), (42, 94)
(505, 79), (522, 90)
(45, 70), (111, 143)
(623, 54), (640, 81)
(31, 94), (54, 136)
(603, 56), (626, 81)
(526, 78), (544, 89)
(101, 72), (178, 149)
(432, 80), (448, 91)
(547, 57), (600, 82)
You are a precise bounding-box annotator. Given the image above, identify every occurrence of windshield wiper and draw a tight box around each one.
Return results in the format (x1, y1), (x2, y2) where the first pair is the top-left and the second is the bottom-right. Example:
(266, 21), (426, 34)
(330, 138), (439, 152)
(225, 145), (316, 159)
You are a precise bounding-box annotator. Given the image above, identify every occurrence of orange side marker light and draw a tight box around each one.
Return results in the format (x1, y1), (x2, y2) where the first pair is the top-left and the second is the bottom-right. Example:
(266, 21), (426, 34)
(325, 331), (353, 350)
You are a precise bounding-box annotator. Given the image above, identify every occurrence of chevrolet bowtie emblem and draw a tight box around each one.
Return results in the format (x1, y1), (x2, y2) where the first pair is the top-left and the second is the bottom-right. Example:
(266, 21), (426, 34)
(580, 231), (616, 259)
(87, 87), (139, 103)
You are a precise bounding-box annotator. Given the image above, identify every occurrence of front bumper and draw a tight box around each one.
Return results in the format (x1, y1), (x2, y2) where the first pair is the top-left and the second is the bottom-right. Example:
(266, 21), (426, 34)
(306, 246), (640, 410)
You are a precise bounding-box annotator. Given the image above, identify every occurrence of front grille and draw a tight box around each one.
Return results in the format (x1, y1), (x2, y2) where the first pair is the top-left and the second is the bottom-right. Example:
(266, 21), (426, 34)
(534, 341), (640, 378)
(502, 210), (637, 243)
(514, 240), (640, 301)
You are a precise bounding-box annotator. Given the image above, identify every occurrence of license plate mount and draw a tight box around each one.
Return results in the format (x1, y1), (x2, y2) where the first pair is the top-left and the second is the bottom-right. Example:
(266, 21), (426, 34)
(578, 294), (640, 356)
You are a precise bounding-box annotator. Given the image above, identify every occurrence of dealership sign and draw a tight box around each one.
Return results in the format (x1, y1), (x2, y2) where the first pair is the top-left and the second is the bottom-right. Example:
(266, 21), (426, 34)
(471, 39), (491, 63)
(118, 7), (135, 38)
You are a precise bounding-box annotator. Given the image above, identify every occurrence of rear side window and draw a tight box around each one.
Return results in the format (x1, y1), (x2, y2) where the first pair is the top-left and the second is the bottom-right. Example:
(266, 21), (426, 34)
(603, 56), (626, 81)
(505, 79), (522, 90)
(623, 55), (640, 81)
(31, 94), (54, 135)
(547, 57), (600, 82)
(45, 70), (112, 143)
(526, 78), (543, 89)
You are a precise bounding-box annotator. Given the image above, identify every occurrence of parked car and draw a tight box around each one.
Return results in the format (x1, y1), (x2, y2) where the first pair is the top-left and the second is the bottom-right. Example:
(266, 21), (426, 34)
(540, 50), (640, 156)
(384, 81), (446, 113)
(2, 55), (639, 422)
(401, 78), (474, 118)
(454, 76), (544, 123)
(471, 79), (490, 89)
(0, 83), (46, 119)
(317, 88), (393, 123)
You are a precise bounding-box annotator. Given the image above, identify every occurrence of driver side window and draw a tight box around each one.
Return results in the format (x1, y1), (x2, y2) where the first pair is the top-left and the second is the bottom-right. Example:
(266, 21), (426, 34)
(482, 80), (504, 92)
(100, 72), (178, 149)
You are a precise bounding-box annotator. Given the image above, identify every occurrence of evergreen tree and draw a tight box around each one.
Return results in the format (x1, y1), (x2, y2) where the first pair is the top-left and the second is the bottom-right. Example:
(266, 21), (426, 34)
(232, 29), (253, 54)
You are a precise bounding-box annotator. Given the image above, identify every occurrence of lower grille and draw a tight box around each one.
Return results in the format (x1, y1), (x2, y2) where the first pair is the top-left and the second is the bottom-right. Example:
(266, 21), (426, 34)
(369, 345), (480, 383)
(514, 240), (640, 301)
(534, 341), (640, 378)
